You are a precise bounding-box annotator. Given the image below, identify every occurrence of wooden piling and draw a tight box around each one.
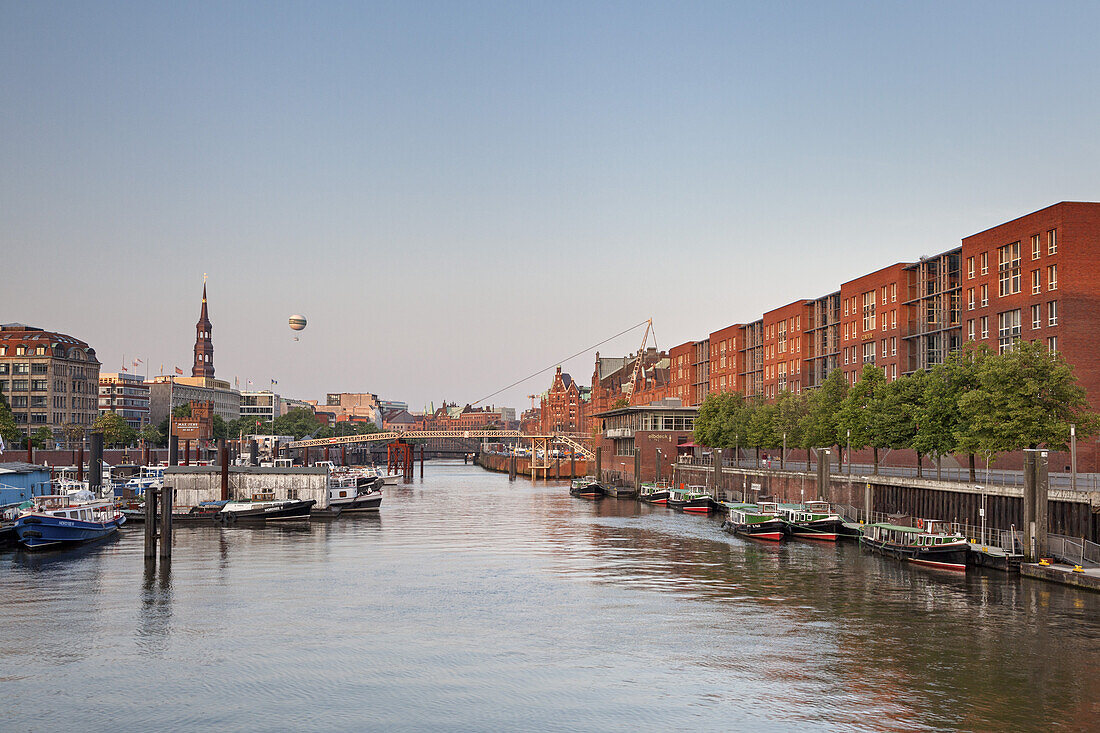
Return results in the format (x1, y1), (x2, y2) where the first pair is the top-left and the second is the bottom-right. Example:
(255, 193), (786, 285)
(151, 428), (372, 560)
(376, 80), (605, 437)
(158, 486), (172, 560)
(169, 435), (179, 466)
(89, 432), (103, 494)
(570, 454), (576, 479)
(219, 438), (229, 501)
(420, 445), (425, 478)
(144, 486), (158, 560)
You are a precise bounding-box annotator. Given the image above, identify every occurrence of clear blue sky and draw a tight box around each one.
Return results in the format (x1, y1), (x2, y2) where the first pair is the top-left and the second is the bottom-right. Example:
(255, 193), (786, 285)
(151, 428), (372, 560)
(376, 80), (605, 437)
(3, 1), (1098, 411)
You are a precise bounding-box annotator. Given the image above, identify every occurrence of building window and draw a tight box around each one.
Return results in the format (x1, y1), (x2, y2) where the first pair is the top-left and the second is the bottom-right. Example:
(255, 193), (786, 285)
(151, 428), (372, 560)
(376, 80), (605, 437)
(967, 288), (975, 310)
(1031, 269), (1041, 294)
(967, 257), (975, 279)
(862, 291), (876, 332)
(1048, 229), (1057, 254)
(1032, 234), (1041, 260)
(881, 286), (887, 304)
(862, 341), (876, 364)
(13, 363), (29, 375)
(1047, 264), (1057, 290)
(890, 283), (897, 302)
(997, 309), (1021, 353)
(967, 319), (975, 341)
(1048, 300), (1058, 326)
(1031, 304), (1041, 330)
(980, 316), (989, 340)
(998, 241), (1021, 296)
(890, 336), (897, 356)
(1048, 336), (1058, 353)
(980, 252), (988, 275)
(980, 284), (988, 308)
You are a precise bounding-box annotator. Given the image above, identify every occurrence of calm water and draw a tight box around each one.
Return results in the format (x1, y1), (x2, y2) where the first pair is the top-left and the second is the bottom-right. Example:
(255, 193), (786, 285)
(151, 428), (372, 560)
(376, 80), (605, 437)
(3, 461), (1099, 732)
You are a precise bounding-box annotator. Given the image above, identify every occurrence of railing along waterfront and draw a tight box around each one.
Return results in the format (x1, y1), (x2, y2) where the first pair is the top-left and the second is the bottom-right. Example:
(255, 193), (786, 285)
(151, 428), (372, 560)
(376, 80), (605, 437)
(677, 454), (1100, 491)
(830, 502), (1025, 555)
(1047, 534), (1100, 567)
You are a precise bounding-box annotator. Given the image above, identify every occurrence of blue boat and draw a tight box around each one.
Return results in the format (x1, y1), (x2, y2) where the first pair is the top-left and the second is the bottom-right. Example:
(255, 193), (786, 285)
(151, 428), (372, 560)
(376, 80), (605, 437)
(14, 494), (126, 551)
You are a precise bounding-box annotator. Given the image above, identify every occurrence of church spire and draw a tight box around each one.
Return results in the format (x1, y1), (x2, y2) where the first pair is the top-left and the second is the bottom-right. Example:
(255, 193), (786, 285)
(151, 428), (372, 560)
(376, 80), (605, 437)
(192, 278), (214, 378)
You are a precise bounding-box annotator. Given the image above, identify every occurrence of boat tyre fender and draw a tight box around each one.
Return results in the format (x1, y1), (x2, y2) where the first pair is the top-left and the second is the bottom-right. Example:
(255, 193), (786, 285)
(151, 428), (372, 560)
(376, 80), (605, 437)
(21, 529), (42, 538)
(916, 519), (924, 530)
(23, 516), (42, 525)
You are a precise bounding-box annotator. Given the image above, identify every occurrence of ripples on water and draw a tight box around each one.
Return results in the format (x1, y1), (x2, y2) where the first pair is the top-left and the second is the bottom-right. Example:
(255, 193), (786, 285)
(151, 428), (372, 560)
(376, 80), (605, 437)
(2, 461), (1099, 732)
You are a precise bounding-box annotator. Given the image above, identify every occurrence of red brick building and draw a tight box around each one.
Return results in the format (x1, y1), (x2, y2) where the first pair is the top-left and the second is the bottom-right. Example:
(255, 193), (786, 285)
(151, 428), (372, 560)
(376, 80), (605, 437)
(648, 202), (1100, 412)
(538, 366), (588, 434)
(594, 402), (698, 485)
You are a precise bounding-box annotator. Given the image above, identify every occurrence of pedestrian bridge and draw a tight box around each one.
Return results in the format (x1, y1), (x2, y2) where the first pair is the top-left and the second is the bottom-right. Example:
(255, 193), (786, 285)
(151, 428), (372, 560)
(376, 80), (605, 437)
(286, 431), (595, 460)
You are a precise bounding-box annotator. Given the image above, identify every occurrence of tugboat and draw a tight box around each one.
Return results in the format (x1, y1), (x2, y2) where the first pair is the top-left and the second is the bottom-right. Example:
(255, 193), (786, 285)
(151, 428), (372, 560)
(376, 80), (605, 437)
(859, 519), (969, 571)
(638, 481), (671, 504)
(667, 485), (716, 514)
(780, 501), (845, 541)
(216, 492), (316, 524)
(13, 491), (126, 550)
(722, 502), (786, 541)
(569, 477), (604, 498)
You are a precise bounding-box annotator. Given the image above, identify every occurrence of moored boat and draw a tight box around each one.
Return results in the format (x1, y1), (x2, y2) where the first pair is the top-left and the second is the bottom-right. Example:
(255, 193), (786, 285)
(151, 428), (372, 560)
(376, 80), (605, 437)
(13, 493), (125, 550)
(722, 502), (785, 541)
(780, 501), (845, 541)
(667, 486), (716, 514)
(328, 475), (383, 513)
(638, 481), (671, 504)
(216, 495), (316, 523)
(859, 520), (969, 571)
(569, 477), (604, 497)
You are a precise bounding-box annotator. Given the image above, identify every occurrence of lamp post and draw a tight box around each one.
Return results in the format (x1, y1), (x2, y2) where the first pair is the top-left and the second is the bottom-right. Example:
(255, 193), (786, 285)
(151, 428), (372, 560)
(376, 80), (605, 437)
(782, 431), (787, 470)
(846, 429), (851, 476)
(656, 448), (662, 483)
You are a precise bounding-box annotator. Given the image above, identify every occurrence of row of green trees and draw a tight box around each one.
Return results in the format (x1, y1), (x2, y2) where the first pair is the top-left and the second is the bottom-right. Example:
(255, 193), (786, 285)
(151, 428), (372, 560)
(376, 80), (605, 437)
(693, 341), (1097, 477)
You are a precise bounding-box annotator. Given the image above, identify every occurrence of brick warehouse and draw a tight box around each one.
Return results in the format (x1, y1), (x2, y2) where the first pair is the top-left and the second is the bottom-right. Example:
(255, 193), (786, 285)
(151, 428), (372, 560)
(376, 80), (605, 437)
(666, 202), (1100, 410)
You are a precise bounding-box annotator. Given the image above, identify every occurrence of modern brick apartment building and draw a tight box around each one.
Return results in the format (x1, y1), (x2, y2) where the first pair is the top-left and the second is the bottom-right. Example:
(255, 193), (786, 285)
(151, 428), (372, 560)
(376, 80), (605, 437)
(665, 202), (1100, 409)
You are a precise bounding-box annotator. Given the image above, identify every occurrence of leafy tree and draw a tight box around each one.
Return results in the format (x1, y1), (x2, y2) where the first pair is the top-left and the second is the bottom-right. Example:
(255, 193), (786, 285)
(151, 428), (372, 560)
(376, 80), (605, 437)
(212, 414), (228, 441)
(0, 389), (20, 448)
(799, 368), (848, 468)
(880, 369), (926, 476)
(139, 423), (164, 446)
(31, 426), (53, 449)
(957, 339), (1097, 465)
(62, 422), (85, 449)
(925, 345), (987, 480)
(273, 407), (324, 439)
(173, 403), (192, 418)
(771, 390), (807, 468)
(837, 364), (888, 473)
(693, 391), (725, 448)
(745, 398), (777, 466)
(92, 412), (137, 447)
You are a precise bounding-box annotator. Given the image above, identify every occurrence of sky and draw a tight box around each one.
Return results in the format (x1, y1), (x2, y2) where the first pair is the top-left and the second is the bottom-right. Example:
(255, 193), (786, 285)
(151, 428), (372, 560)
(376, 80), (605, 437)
(3, 1), (1099, 412)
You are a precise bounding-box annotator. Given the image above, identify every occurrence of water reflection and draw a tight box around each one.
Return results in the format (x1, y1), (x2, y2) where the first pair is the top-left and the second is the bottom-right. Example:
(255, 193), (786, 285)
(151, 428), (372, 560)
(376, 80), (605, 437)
(0, 463), (1097, 731)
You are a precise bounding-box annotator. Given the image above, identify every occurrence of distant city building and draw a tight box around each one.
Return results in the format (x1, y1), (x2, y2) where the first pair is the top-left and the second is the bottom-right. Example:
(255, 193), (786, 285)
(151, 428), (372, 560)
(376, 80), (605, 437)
(280, 397), (314, 415)
(241, 390), (282, 423)
(382, 408), (417, 431)
(416, 402), (510, 431)
(309, 393), (382, 427)
(146, 283), (239, 422)
(378, 399), (409, 413)
(537, 366), (591, 434)
(98, 372), (151, 429)
(0, 323), (101, 441)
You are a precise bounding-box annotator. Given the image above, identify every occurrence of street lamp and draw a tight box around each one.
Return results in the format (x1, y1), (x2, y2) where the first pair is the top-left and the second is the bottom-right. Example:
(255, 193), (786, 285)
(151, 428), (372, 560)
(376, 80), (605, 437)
(656, 448), (663, 482)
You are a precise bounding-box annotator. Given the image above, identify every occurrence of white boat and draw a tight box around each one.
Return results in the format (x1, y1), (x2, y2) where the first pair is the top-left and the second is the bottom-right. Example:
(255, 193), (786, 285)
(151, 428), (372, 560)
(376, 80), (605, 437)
(328, 475), (383, 512)
(14, 491), (126, 550)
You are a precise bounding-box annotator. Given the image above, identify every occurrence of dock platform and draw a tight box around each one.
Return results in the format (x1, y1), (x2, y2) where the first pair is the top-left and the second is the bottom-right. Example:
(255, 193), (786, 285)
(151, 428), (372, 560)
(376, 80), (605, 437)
(1021, 562), (1100, 592)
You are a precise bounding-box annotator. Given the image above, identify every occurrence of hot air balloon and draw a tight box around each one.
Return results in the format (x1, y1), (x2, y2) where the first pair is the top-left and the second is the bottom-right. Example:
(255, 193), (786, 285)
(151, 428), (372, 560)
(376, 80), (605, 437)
(289, 315), (306, 341)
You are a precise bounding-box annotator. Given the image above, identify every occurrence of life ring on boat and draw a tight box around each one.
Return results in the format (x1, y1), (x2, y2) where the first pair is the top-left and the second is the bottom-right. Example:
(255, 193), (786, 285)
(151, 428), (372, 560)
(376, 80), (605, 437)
(916, 518), (924, 530)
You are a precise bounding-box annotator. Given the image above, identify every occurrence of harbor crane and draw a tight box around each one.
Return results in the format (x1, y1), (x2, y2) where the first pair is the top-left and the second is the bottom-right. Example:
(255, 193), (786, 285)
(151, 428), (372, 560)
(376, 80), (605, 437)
(622, 318), (654, 400)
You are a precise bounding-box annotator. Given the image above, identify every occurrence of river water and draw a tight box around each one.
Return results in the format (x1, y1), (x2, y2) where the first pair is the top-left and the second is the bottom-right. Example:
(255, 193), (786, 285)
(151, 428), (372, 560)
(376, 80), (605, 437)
(2, 461), (1098, 732)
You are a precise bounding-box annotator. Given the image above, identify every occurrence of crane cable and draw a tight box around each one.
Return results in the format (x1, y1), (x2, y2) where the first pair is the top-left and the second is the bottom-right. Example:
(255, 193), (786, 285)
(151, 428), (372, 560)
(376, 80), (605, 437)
(471, 320), (652, 406)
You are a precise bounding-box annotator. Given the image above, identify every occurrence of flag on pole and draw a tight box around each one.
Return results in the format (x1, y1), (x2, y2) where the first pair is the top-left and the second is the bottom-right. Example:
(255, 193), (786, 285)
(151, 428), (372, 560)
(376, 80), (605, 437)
(121, 366), (128, 372)
(136, 358), (143, 364)
(175, 366), (184, 375)
(271, 379), (278, 386)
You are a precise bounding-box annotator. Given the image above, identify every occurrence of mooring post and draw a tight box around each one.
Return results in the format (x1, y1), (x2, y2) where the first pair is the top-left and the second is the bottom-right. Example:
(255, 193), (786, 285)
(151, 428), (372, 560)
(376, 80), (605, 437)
(712, 449), (722, 499)
(219, 438), (229, 501)
(420, 445), (425, 478)
(144, 486), (158, 560)
(595, 446), (603, 484)
(169, 435), (179, 466)
(158, 485), (172, 560)
(556, 457), (561, 480)
(342, 446), (347, 466)
(249, 440), (258, 467)
(1023, 451), (1037, 561)
(570, 454), (576, 479)
(89, 432), (103, 496)
(1035, 450), (1049, 560)
(633, 450), (641, 489)
(77, 444), (85, 483)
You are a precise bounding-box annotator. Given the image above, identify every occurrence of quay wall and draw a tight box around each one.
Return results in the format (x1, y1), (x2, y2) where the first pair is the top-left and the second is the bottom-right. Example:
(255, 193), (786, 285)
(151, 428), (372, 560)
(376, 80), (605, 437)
(476, 453), (590, 479)
(164, 466), (329, 509)
(673, 462), (1100, 542)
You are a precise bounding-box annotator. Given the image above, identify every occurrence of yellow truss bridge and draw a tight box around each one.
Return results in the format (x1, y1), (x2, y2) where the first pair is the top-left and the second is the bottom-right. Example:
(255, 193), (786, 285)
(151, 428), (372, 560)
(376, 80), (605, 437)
(286, 431), (595, 460)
